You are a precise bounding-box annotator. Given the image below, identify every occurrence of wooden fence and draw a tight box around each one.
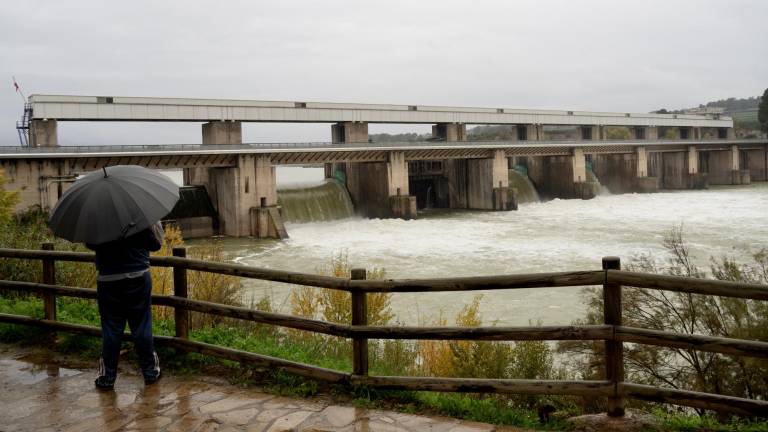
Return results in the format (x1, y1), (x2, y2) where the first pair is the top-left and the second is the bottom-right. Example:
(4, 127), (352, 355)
(0, 245), (767, 417)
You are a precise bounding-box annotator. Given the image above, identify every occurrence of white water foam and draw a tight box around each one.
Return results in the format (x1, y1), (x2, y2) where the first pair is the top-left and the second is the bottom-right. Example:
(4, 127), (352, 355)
(197, 183), (768, 326)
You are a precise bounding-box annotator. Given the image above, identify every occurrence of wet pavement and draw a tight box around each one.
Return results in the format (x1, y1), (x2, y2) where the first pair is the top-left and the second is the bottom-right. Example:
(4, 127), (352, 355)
(0, 343), (532, 432)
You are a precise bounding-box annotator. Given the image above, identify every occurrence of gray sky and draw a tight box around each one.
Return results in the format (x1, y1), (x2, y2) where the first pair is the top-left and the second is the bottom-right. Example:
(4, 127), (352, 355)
(1, 0), (766, 145)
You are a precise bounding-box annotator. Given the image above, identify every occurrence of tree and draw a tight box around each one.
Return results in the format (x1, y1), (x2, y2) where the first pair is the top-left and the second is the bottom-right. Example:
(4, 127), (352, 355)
(0, 169), (19, 226)
(758, 88), (768, 134)
(559, 225), (768, 413)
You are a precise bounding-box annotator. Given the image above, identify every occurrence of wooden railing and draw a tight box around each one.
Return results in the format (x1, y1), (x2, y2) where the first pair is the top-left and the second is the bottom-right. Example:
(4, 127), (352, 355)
(0, 245), (767, 417)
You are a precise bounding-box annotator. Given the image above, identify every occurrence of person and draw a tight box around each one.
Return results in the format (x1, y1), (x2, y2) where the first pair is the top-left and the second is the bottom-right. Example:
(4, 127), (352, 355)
(87, 222), (165, 390)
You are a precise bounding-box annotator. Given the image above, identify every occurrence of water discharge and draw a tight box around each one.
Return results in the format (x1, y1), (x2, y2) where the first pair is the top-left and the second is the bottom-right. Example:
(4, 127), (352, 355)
(201, 182), (768, 328)
(278, 180), (355, 223)
(508, 168), (540, 204)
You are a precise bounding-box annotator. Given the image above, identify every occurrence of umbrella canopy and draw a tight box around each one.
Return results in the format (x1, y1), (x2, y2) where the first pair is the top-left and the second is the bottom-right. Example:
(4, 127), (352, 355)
(49, 165), (179, 245)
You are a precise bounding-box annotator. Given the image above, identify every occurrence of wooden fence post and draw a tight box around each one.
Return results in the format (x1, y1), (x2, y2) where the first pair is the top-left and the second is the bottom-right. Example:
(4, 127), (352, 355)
(351, 268), (368, 376)
(602, 256), (625, 417)
(41, 242), (56, 321)
(173, 247), (189, 339)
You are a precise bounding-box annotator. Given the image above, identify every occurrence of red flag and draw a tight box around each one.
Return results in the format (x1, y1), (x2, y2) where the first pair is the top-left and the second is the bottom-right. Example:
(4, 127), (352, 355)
(13, 77), (19, 92)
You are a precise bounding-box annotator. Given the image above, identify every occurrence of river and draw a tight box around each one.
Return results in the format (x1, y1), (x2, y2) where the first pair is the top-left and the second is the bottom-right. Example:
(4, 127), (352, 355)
(170, 168), (768, 327)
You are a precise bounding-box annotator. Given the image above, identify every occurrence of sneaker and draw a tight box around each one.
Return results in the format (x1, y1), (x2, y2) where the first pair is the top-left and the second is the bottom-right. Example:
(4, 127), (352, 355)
(144, 370), (161, 385)
(94, 376), (115, 390)
(143, 351), (161, 385)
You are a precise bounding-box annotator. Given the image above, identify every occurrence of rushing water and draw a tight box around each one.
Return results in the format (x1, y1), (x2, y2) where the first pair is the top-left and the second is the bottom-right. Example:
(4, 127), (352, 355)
(278, 180), (355, 223)
(508, 169), (540, 204)
(193, 177), (768, 327)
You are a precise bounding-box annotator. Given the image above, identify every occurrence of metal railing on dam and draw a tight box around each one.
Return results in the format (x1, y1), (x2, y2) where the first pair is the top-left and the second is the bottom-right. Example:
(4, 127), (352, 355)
(1, 138), (767, 159)
(0, 246), (766, 416)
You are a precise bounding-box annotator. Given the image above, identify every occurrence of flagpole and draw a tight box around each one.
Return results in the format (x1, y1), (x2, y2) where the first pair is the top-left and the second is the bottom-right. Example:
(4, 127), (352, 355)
(12, 76), (26, 104)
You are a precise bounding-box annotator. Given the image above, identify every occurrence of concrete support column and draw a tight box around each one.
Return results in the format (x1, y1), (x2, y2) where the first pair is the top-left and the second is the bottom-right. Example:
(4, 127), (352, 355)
(646, 127), (659, 140)
(572, 148), (587, 183)
(743, 145), (767, 182)
(635, 146), (660, 192)
(729, 145), (751, 184)
(445, 150), (513, 210)
(387, 151), (417, 219)
(706, 145), (753, 185)
(432, 123), (466, 141)
(514, 124), (543, 141)
(208, 155), (286, 239)
(332, 122), (369, 143)
(581, 126), (600, 140)
(202, 121), (242, 145)
(0, 159), (77, 214)
(491, 149), (511, 210)
(29, 120), (58, 148)
(687, 146), (707, 189)
(573, 148), (596, 198)
(185, 121), (244, 224)
(636, 147), (648, 177)
(692, 127), (701, 140)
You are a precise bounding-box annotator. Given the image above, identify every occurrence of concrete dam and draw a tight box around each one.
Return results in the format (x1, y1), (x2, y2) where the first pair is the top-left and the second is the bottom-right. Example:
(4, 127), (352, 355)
(3, 94), (767, 239)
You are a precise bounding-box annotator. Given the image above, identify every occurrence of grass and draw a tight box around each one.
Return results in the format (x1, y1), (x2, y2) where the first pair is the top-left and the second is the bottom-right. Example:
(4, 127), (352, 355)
(2, 296), (768, 431)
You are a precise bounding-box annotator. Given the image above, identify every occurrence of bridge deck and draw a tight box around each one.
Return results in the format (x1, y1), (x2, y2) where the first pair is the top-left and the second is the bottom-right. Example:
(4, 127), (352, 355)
(29, 94), (732, 128)
(1, 139), (765, 168)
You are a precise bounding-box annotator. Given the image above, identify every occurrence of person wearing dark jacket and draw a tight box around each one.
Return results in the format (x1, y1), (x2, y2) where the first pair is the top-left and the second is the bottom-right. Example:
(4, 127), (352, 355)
(87, 222), (165, 390)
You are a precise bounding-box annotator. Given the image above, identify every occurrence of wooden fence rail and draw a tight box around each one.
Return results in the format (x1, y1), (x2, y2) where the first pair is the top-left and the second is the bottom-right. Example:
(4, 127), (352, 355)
(0, 246), (767, 417)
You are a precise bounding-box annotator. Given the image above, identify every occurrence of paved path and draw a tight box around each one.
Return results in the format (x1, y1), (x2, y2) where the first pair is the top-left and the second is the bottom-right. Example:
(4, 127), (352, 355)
(0, 343), (531, 432)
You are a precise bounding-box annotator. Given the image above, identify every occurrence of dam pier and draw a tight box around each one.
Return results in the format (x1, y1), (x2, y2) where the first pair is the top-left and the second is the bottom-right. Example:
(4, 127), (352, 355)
(3, 95), (767, 239)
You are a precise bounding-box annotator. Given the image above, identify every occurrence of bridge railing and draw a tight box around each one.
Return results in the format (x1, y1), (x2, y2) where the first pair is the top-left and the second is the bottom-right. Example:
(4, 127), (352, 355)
(0, 246), (767, 416)
(0, 138), (767, 156)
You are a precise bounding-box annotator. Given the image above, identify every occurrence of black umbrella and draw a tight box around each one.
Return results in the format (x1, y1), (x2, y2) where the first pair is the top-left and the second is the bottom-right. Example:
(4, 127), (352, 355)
(49, 165), (180, 245)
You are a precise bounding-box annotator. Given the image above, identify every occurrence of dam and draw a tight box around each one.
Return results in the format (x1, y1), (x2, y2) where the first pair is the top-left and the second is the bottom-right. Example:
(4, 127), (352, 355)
(2, 94), (767, 239)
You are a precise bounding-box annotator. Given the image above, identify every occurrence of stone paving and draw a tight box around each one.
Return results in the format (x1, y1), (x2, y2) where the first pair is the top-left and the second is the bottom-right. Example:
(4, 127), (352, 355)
(0, 343), (533, 432)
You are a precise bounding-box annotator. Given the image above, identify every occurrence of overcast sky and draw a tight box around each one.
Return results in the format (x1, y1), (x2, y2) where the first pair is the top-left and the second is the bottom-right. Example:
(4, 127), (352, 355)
(1, 0), (766, 146)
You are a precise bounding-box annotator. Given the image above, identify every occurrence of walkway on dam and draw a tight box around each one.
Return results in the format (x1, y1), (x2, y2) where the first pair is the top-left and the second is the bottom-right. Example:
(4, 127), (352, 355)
(0, 343), (530, 432)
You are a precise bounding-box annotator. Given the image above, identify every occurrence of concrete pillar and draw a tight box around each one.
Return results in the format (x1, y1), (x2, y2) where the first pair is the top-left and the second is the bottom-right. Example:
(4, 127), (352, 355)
(491, 149), (511, 210)
(208, 155), (285, 238)
(572, 148), (597, 199)
(581, 126), (600, 140)
(29, 120), (58, 147)
(634, 147), (660, 192)
(744, 146), (767, 181)
(687, 146), (708, 189)
(572, 148), (587, 183)
(707, 145), (751, 185)
(646, 127), (659, 140)
(332, 122), (369, 143)
(344, 151), (416, 219)
(387, 151), (417, 219)
(692, 127), (701, 140)
(444, 150), (512, 210)
(527, 151), (597, 200)
(185, 121), (244, 224)
(0, 159), (77, 213)
(432, 123), (466, 141)
(202, 121), (242, 145)
(636, 147), (648, 177)
(687, 146), (698, 175)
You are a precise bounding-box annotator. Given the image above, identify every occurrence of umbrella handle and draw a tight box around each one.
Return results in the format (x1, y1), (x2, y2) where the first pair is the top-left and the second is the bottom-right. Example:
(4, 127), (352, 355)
(120, 222), (136, 238)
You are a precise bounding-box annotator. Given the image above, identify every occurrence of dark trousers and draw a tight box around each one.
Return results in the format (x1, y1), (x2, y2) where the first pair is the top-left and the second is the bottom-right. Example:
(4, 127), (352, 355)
(96, 271), (158, 380)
